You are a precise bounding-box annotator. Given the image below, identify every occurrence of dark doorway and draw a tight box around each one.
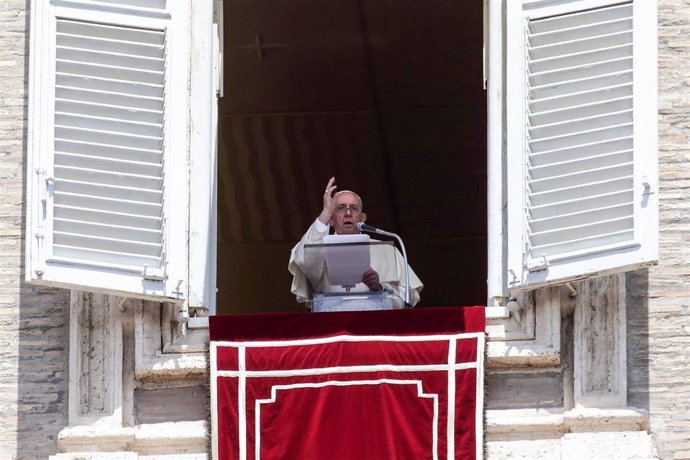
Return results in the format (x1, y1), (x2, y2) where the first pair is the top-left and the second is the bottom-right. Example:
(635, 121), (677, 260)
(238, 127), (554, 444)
(217, 0), (486, 313)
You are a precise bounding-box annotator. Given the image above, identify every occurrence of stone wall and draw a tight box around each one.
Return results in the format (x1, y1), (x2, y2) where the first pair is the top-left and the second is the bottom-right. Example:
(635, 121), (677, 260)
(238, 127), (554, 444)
(627, 1), (690, 458)
(0, 2), (71, 459)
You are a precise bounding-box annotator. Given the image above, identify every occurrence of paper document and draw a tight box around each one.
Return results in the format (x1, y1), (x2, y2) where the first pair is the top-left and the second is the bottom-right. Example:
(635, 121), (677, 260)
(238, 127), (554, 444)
(322, 234), (371, 287)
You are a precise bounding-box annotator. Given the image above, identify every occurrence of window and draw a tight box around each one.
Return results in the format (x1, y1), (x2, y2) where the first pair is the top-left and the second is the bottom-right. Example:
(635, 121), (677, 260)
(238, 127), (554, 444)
(503, 0), (658, 293)
(26, 0), (218, 311)
(26, 0), (656, 313)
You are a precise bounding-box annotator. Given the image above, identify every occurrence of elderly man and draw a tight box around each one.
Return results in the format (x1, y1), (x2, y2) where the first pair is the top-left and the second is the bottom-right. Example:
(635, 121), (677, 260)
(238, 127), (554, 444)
(289, 177), (423, 308)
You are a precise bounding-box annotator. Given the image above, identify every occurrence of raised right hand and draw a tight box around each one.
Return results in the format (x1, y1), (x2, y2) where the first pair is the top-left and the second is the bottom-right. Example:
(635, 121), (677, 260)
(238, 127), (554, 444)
(318, 177), (337, 224)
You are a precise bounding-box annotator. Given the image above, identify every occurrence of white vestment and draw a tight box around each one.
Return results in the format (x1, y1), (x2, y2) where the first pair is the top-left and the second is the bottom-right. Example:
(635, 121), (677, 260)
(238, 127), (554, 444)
(288, 219), (423, 307)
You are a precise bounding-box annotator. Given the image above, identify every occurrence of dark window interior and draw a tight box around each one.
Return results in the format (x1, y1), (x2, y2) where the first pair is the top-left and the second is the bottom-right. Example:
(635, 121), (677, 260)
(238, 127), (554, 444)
(217, 0), (487, 313)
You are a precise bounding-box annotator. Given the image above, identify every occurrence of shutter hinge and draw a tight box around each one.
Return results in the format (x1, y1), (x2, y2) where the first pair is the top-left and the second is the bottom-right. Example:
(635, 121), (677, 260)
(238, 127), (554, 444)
(141, 264), (168, 282)
(34, 226), (45, 277)
(527, 254), (549, 272)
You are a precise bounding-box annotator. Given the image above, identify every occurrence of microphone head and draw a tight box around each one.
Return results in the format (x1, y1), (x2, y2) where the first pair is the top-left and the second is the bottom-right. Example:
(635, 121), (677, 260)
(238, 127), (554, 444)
(356, 222), (365, 231)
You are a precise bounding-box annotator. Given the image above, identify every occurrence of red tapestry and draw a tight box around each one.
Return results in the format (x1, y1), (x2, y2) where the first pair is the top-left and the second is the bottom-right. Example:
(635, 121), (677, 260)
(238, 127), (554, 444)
(210, 307), (485, 460)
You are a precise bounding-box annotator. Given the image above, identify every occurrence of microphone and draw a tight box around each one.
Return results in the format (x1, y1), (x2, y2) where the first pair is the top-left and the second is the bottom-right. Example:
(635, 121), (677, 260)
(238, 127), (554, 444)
(356, 222), (387, 234)
(356, 222), (412, 308)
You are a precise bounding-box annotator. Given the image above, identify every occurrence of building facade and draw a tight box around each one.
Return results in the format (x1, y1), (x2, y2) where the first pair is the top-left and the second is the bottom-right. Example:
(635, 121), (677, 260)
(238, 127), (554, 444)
(0, 0), (688, 459)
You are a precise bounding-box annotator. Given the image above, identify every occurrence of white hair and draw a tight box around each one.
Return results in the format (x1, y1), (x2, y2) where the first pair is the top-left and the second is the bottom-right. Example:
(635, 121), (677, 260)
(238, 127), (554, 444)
(333, 190), (363, 209)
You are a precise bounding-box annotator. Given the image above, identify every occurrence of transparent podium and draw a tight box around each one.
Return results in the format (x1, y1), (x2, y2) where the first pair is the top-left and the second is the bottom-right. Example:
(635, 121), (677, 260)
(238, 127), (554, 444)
(304, 237), (404, 312)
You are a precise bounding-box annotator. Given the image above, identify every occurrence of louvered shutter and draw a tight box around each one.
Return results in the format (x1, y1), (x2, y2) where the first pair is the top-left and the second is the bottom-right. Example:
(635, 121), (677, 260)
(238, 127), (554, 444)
(506, 0), (658, 291)
(27, 0), (216, 307)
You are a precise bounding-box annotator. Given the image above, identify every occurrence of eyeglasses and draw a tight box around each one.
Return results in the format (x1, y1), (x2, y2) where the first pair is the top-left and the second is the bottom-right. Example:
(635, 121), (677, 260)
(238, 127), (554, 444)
(334, 204), (361, 214)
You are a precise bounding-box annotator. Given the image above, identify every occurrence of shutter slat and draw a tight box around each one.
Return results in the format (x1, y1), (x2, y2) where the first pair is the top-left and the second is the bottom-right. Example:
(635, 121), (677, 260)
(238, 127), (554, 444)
(530, 137), (632, 166)
(530, 69), (632, 99)
(57, 47), (164, 71)
(88, 0), (167, 10)
(531, 189), (632, 220)
(55, 206), (161, 230)
(55, 140), (161, 163)
(528, 3), (632, 33)
(530, 56), (632, 87)
(530, 162), (633, 193)
(530, 229), (634, 258)
(55, 180), (163, 204)
(530, 26), (632, 53)
(56, 76), (163, 98)
(530, 177), (633, 207)
(54, 232), (162, 256)
(55, 126), (163, 150)
(531, 149), (632, 179)
(530, 19), (631, 48)
(531, 215), (633, 247)
(55, 152), (162, 177)
(530, 110), (632, 140)
(54, 219), (162, 244)
(532, 84), (632, 112)
(55, 99), (162, 124)
(530, 203), (634, 233)
(531, 97), (631, 125)
(56, 87), (163, 110)
(57, 19), (164, 45)
(57, 61), (164, 85)
(54, 165), (162, 190)
(56, 113), (163, 137)
(530, 44), (632, 73)
(54, 193), (161, 223)
(57, 34), (163, 58)
(530, 123), (632, 153)
(51, 245), (162, 268)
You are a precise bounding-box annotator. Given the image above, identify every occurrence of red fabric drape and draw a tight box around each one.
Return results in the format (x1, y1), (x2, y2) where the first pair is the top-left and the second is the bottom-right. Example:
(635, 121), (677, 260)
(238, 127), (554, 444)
(211, 307), (485, 460)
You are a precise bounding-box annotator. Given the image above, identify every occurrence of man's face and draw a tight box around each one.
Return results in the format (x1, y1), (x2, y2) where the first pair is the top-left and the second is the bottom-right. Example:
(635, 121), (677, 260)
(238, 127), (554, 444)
(330, 192), (367, 235)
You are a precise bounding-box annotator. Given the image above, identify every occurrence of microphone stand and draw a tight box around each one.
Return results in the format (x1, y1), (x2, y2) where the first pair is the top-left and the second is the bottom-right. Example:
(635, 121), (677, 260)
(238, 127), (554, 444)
(357, 223), (411, 308)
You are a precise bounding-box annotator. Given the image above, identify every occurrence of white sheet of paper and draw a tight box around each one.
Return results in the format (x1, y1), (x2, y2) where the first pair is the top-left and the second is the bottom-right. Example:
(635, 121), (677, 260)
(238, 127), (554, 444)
(323, 234), (371, 287)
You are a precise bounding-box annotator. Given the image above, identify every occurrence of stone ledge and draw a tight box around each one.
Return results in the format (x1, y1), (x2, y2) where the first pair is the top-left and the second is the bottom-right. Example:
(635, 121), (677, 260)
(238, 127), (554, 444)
(51, 454), (208, 460)
(135, 353), (208, 381)
(486, 432), (657, 460)
(565, 408), (649, 433)
(51, 454), (137, 460)
(486, 407), (649, 441)
(487, 341), (560, 367)
(561, 431), (656, 460)
(57, 421), (208, 456)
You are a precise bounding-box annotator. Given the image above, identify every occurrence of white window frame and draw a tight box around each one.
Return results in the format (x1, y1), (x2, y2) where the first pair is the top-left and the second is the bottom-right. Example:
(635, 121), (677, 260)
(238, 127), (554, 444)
(487, 0), (658, 303)
(26, 0), (217, 312)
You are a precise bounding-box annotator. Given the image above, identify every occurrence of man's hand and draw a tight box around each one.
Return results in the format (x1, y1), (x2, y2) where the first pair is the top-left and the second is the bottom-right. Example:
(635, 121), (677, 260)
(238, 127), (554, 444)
(362, 268), (382, 291)
(318, 177), (337, 225)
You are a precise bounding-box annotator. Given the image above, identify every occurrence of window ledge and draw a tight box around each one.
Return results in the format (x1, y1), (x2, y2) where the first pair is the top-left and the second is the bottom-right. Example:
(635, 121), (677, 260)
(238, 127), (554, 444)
(486, 407), (649, 440)
(485, 306), (510, 320)
(57, 421), (208, 455)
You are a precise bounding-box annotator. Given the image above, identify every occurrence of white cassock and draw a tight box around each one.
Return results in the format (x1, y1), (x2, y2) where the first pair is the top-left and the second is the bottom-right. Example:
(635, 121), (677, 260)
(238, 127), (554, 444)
(288, 219), (423, 308)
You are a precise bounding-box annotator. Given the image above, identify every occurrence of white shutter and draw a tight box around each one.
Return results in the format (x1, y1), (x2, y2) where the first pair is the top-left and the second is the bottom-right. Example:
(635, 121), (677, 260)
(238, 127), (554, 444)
(506, 0), (658, 291)
(27, 0), (216, 307)
(53, 18), (167, 269)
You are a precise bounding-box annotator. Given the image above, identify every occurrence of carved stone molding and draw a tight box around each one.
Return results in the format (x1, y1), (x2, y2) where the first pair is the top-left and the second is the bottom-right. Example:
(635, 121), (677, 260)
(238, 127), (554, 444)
(59, 292), (210, 457)
(487, 286), (562, 366)
(573, 274), (627, 408)
(134, 302), (208, 382)
(69, 292), (125, 426)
